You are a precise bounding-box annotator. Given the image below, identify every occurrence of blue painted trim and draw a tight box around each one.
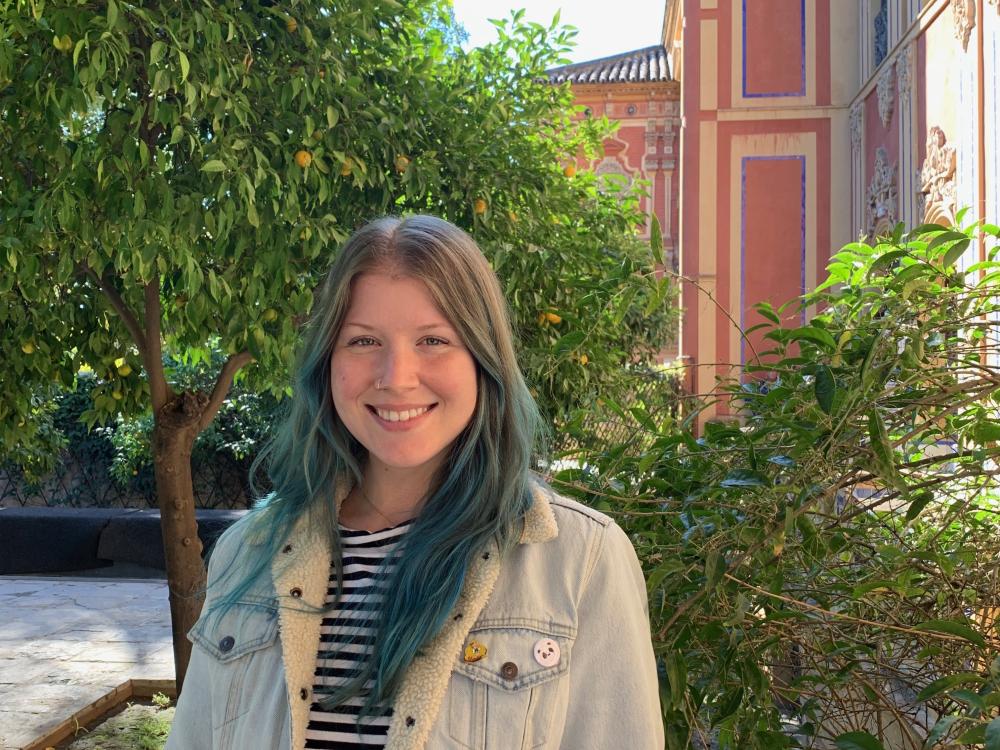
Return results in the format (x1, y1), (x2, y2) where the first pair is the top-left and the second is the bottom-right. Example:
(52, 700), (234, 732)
(740, 155), (808, 365)
(742, 0), (807, 98)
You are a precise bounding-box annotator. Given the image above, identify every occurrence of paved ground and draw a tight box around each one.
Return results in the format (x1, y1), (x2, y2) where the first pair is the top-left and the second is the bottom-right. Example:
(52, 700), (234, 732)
(0, 577), (174, 750)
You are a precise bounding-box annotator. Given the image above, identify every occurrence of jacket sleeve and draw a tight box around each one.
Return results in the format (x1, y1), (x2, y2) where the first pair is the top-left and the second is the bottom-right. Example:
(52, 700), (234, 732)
(560, 520), (665, 750)
(164, 523), (245, 750)
(164, 632), (216, 750)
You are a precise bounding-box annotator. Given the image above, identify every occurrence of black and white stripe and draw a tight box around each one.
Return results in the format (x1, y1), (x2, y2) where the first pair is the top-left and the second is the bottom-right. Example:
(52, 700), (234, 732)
(304, 521), (411, 749)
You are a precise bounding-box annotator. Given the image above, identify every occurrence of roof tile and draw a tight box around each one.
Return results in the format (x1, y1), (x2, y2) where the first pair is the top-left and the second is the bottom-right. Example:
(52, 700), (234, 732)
(547, 45), (672, 85)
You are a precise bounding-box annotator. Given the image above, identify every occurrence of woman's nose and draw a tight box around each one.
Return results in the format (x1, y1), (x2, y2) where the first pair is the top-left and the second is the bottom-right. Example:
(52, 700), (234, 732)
(377, 346), (419, 390)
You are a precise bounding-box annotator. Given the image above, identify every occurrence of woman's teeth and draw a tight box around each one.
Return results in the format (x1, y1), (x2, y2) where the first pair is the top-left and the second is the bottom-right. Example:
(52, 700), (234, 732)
(375, 406), (430, 422)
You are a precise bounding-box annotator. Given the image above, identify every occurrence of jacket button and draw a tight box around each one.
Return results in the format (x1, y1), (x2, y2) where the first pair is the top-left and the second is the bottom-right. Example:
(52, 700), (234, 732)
(300, 688), (309, 700)
(290, 587), (303, 598)
(500, 661), (518, 680)
(218, 635), (235, 653)
(405, 716), (415, 727)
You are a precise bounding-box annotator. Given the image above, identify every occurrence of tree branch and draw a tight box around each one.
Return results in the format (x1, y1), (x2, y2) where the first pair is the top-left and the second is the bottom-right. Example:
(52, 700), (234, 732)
(197, 351), (255, 433)
(144, 277), (174, 412)
(78, 262), (148, 353)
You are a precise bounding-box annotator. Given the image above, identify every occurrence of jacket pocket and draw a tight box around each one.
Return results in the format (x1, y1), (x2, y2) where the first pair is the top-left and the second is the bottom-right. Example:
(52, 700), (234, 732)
(188, 597), (280, 733)
(447, 622), (575, 749)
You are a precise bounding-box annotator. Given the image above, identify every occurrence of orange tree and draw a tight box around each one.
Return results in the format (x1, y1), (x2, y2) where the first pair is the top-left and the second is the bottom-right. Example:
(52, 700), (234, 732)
(0, 1), (673, 684)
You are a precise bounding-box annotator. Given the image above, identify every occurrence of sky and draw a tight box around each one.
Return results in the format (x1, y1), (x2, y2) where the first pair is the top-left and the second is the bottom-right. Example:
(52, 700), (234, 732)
(450, 0), (666, 64)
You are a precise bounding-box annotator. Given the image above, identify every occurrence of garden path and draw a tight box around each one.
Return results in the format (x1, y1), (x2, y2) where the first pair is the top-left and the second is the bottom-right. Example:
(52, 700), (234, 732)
(0, 577), (173, 750)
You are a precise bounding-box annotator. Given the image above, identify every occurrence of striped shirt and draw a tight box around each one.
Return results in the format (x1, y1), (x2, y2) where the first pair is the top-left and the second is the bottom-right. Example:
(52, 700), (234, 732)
(304, 520), (411, 749)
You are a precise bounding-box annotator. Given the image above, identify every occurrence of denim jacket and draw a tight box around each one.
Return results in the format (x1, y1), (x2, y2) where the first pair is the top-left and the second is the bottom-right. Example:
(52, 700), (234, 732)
(166, 479), (665, 749)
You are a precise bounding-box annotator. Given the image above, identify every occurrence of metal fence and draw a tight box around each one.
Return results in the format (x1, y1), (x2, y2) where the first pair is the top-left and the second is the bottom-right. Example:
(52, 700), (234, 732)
(0, 450), (254, 510)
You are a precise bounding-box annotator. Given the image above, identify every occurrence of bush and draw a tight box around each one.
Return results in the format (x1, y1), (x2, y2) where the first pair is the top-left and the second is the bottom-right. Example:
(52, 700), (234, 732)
(555, 221), (1000, 750)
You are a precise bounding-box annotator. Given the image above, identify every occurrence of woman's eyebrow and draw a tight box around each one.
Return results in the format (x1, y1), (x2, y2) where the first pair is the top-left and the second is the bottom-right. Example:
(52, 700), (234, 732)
(342, 322), (453, 331)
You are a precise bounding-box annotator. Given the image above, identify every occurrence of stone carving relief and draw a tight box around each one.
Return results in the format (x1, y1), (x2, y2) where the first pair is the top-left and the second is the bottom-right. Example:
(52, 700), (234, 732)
(594, 157), (632, 193)
(867, 146), (898, 236)
(876, 65), (895, 127)
(896, 46), (913, 108)
(917, 126), (957, 225)
(952, 0), (976, 50)
(850, 102), (864, 154)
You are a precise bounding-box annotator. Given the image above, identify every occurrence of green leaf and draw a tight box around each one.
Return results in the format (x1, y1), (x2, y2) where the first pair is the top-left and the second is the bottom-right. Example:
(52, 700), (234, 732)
(719, 469), (768, 488)
(913, 620), (987, 648)
(754, 302), (781, 325)
(554, 331), (586, 355)
(150, 41), (165, 65)
(201, 160), (225, 173)
(984, 716), (1000, 750)
(905, 490), (934, 523)
(921, 716), (958, 749)
(943, 238), (971, 269)
(704, 551), (724, 591)
(107, 0), (118, 28)
(867, 409), (894, 474)
(787, 325), (837, 351)
(326, 105), (339, 128)
(957, 724), (986, 744)
(926, 230), (969, 254)
(646, 559), (687, 593)
(649, 212), (663, 266)
(664, 651), (686, 709)
(178, 49), (190, 82)
(972, 420), (1000, 444)
(834, 731), (885, 750)
(915, 672), (983, 701)
(814, 364), (835, 415)
(867, 249), (910, 277)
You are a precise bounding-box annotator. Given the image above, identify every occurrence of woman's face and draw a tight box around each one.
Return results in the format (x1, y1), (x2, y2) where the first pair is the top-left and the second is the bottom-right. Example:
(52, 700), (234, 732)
(330, 271), (478, 478)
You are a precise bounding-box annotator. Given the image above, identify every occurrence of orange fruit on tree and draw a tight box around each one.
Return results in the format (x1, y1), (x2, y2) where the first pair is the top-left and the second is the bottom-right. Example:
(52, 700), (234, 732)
(507, 210), (517, 222)
(295, 149), (312, 168)
(312, 130), (323, 141)
(340, 158), (353, 176)
(21, 341), (35, 354)
(579, 354), (589, 365)
(286, 17), (298, 33)
(563, 164), (577, 178)
(262, 308), (278, 322)
(474, 198), (487, 215)
(394, 154), (410, 173)
(544, 312), (562, 324)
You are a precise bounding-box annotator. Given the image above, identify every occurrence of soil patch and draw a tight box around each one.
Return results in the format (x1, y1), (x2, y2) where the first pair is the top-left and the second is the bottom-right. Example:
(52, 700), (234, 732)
(55, 698), (174, 750)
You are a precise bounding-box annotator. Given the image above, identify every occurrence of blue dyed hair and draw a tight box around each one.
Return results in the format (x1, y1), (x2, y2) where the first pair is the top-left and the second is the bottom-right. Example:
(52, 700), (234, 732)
(210, 215), (544, 727)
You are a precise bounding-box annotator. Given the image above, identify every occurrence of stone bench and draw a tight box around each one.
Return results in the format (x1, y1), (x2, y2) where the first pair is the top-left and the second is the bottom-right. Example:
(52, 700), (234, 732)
(0, 507), (245, 576)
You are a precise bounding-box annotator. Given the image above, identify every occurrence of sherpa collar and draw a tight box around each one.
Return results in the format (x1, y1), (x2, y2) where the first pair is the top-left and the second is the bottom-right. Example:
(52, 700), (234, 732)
(271, 478), (559, 750)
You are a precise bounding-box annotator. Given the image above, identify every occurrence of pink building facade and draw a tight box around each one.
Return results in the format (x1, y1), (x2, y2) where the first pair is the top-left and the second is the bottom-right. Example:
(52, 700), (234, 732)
(667, 0), (1000, 421)
(548, 47), (682, 358)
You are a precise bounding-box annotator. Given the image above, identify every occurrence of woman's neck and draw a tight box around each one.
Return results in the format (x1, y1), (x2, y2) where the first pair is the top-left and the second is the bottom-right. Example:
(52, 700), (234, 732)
(339, 459), (440, 530)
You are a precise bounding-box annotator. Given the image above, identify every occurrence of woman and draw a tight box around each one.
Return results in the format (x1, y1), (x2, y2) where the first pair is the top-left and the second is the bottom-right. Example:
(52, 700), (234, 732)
(166, 215), (664, 749)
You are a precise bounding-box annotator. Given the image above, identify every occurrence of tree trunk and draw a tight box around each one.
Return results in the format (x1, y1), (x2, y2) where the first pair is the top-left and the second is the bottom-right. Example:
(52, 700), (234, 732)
(153, 393), (209, 691)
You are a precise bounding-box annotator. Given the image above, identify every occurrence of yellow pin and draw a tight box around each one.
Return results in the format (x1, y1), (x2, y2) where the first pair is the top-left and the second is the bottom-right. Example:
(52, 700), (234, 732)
(463, 641), (487, 663)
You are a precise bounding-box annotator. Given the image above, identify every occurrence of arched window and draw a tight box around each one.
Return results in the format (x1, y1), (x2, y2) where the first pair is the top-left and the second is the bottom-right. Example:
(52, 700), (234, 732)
(873, 0), (888, 68)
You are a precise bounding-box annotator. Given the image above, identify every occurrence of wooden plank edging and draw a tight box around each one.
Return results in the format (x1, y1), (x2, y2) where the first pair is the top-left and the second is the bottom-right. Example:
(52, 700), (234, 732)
(23, 679), (177, 750)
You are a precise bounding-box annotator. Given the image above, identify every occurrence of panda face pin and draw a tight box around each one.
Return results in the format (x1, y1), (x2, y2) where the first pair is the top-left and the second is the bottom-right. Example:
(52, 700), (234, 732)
(533, 638), (560, 667)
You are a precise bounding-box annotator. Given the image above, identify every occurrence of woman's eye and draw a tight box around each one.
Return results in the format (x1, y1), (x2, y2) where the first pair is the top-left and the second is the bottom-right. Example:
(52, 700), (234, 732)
(422, 336), (449, 346)
(347, 336), (377, 346)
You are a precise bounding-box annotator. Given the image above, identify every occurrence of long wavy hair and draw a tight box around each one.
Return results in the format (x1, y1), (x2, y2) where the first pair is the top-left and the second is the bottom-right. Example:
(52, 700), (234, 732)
(209, 215), (544, 725)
